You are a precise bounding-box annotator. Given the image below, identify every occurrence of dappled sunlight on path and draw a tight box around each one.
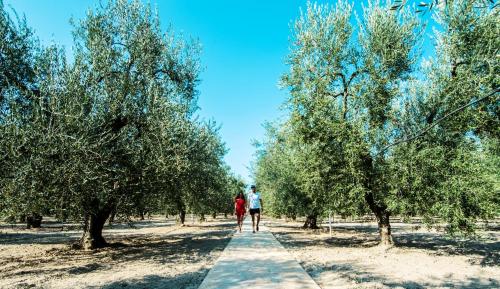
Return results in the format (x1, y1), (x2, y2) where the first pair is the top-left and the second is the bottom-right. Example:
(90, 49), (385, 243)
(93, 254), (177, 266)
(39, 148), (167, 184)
(198, 217), (320, 289)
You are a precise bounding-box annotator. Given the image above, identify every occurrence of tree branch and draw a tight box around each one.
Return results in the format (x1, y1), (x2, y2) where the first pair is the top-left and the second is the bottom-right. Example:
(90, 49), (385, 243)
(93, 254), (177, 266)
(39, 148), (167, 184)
(378, 87), (499, 155)
(326, 91), (344, 98)
(154, 68), (183, 84)
(2, 69), (40, 98)
(347, 69), (367, 87)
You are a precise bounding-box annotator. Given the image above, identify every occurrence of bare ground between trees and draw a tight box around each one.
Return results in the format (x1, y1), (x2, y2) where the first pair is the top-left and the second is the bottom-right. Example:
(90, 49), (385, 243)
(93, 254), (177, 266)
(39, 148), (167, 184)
(0, 216), (235, 289)
(2, 216), (499, 289)
(266, 218), (499, 289)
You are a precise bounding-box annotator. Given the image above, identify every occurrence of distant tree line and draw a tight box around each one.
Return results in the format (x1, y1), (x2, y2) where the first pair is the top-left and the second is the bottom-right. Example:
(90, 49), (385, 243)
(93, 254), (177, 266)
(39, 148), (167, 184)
(0, 0), (245, 250)
(253, 0), (498, 245)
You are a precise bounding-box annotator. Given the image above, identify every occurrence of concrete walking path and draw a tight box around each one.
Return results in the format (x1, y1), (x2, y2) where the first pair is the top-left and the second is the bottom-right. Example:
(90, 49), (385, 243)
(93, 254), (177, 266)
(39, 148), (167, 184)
(198, 217), (321, 289)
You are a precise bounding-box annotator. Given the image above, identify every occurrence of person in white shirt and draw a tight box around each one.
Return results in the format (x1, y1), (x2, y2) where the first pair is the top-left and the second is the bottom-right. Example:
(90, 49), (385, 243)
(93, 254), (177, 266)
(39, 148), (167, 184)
(247, 185), (263, 233)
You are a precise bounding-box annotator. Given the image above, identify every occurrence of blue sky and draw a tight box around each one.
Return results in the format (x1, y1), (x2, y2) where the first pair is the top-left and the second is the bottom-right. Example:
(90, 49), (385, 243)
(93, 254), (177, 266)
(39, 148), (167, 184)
(4, 0), (436, 182)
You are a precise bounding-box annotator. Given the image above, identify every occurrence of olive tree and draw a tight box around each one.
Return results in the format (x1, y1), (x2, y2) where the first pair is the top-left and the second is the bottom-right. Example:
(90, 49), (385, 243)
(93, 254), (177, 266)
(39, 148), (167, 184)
(280, 0), (422, 244)
(0, 0), (207, 249)
(253, 123), (319, 226)
(178, 121), (229, 222)
(0, 0), (44, 227)
(273, 0), (498, 245)
(386, 0), (499, 234)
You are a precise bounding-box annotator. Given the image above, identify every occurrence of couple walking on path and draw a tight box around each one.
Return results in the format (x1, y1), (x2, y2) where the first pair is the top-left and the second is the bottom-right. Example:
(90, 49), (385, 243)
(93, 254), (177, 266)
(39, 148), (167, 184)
(234, 185), (263, 233)
(199, 185), (320, 289)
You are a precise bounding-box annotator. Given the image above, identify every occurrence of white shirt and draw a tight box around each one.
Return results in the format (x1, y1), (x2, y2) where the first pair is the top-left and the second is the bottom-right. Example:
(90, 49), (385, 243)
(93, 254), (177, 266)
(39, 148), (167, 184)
(248, 191), (261, 209)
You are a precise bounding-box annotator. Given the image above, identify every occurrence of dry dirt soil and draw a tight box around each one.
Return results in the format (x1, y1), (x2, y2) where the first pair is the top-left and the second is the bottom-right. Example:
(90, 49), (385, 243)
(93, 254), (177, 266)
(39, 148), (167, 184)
(0, 216), (235, 289)
(2, 216), (498, 289)
(266, 219), (499, 289)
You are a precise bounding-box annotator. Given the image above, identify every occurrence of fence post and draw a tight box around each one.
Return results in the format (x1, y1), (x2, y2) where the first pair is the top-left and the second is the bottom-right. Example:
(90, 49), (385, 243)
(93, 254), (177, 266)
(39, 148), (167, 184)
(328, 211), (332, 237)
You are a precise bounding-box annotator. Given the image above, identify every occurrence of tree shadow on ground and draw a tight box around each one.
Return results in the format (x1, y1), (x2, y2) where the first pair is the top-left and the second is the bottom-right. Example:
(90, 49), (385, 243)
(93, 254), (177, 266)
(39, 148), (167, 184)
(2, 262), (109, 280)
(271, 222), (380, 249)
(184, 219), (235, 229)
(0, 222), (234, 285)
(106, 219), (176, 229)
(275, 230), (380, 248)
(0, 218), (181, 245)
(0, 231), (82, 245)
(269, 221), (499, 267)
(305, 261), (499, 289)
(52, 223), (235, 265)
(269, 221), (380, 234)
(87, 269), (209, 289)
(99, 228), (234, 265)
(394, 232), (499, 267)
(273, 221), (499, 288)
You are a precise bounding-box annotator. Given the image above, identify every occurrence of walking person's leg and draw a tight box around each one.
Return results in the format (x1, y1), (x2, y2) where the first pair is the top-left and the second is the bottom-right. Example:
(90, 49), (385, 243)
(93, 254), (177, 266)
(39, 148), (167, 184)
(250, 210), (256, 233)
(256, 211), (260, 231)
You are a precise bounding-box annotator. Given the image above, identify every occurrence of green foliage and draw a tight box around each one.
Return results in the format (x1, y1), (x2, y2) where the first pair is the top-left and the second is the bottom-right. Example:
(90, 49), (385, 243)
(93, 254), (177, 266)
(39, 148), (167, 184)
(253, 123), (313, 219)
(0, 0), (237, 247)
(0, 0), (38, 109)
(256, 0), (499, 242)
(386, 0), (500, 233)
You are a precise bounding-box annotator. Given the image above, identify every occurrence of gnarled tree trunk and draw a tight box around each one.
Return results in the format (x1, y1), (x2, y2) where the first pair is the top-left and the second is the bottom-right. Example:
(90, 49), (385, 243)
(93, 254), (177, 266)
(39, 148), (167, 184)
(81, 200), (113, 250)
(303, 214), (319, 229)
(26, 213), (42, 229)
(365, 191), (393, 246)
(81, 213), (109, 250)
(376, 210), (392, 245)
(362, 154), (394, 246)
(179, 210), (186, 225)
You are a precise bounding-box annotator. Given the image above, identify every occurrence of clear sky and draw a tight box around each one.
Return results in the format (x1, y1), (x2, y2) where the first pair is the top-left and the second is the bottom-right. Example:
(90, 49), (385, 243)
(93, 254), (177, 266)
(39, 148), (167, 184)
(4, 0), (435, 183)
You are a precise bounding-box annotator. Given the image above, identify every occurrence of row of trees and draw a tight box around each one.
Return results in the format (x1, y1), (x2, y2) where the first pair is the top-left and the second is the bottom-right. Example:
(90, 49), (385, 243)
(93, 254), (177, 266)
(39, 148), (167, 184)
(0, 0), (244, 249)
(254, 0), (498, 245)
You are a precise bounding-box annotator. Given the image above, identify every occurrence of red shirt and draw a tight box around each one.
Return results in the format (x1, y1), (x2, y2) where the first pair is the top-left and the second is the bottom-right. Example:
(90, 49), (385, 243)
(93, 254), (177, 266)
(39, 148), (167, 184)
(235, 198), (246, 215)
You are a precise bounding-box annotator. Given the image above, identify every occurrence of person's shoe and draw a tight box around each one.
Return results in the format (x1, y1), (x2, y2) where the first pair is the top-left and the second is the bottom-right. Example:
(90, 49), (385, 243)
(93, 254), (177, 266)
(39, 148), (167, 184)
(253, 230), (255, 233)
(256, 225), (259, 231)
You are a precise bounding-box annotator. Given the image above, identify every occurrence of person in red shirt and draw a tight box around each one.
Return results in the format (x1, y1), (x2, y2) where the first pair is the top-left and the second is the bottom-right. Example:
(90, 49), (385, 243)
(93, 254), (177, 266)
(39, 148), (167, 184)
(234, 192), (246, 232)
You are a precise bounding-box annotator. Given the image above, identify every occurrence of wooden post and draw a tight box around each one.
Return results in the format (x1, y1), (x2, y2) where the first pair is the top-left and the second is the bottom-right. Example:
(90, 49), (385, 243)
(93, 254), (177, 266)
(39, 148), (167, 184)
(328, 211), (332, 237)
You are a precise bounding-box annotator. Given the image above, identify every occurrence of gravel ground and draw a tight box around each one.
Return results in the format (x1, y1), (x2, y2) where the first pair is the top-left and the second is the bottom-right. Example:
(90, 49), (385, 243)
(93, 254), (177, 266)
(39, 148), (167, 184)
(266, 219), (499, 289)
(0, 216), (236, 289)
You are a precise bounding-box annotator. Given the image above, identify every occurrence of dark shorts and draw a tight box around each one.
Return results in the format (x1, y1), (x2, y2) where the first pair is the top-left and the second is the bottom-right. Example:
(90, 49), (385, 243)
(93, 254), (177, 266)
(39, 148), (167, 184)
(249, 208), (260, 215)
